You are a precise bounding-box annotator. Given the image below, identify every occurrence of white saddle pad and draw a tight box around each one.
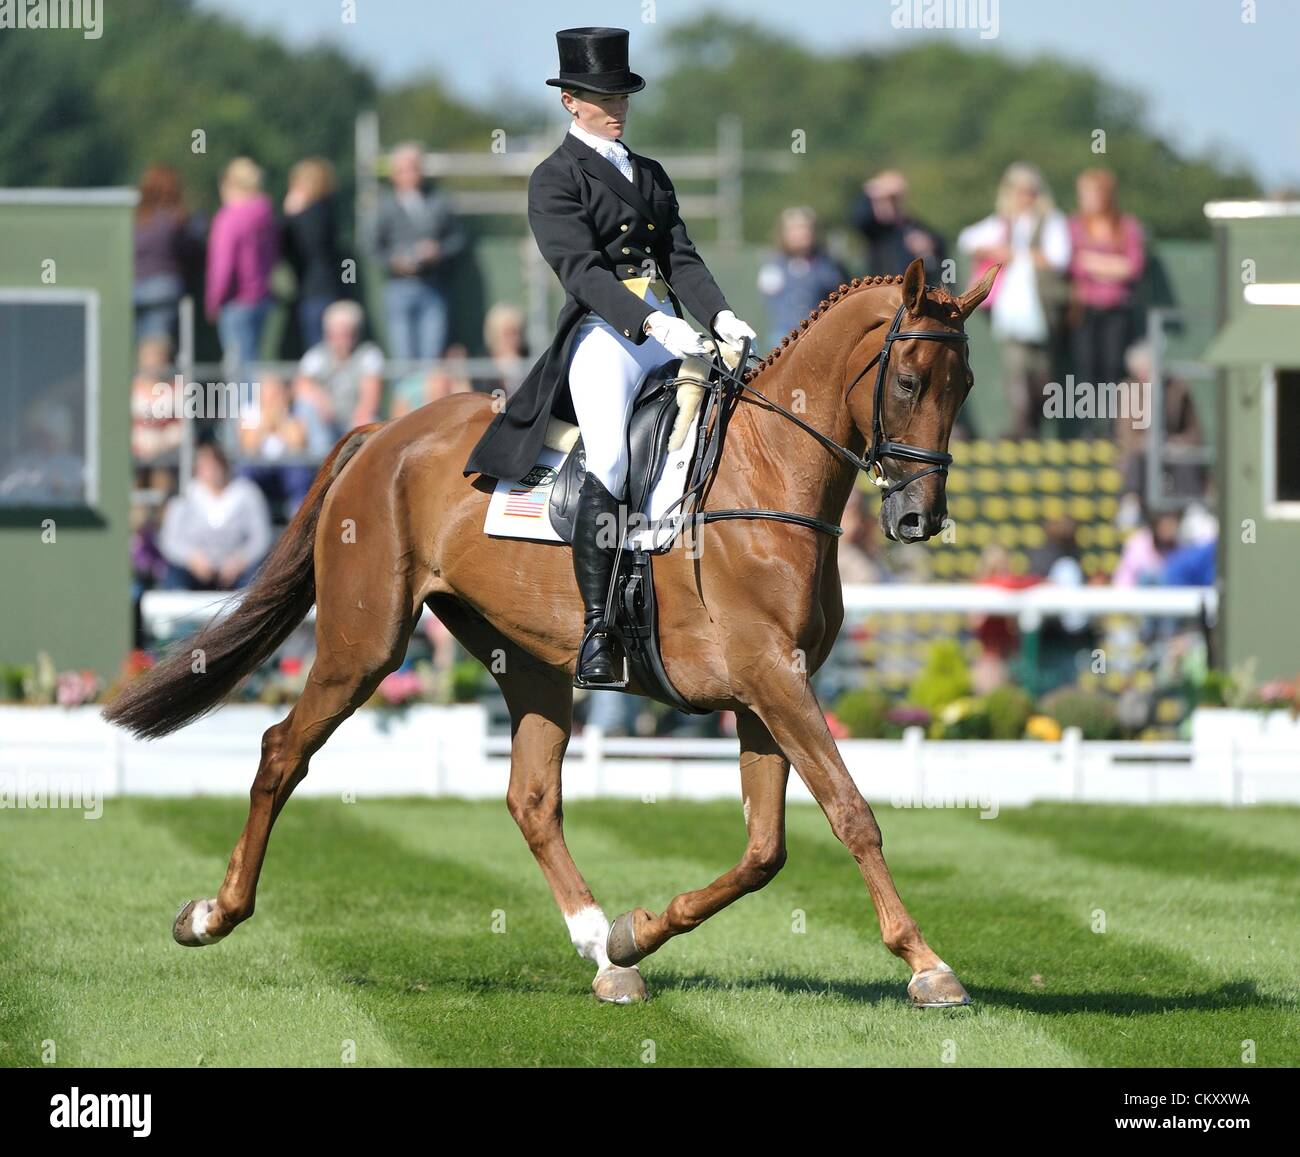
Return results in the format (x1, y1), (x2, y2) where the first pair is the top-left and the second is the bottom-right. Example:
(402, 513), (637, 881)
(483, 406), (702, 552)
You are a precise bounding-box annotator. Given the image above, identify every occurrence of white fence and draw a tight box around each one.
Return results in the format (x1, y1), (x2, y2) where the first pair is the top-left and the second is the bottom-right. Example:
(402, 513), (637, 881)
(138, 583), (1218, 639)
(1, 705), (1296, 809)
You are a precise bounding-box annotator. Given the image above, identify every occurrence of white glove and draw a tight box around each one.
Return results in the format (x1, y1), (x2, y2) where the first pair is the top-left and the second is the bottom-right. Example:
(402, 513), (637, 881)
(712, 309), (757, 347)
(643, 311), (713, 359)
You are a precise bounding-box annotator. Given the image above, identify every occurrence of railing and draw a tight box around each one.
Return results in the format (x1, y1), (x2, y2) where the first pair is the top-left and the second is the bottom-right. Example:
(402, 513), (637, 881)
(139, 582), (1217, 644)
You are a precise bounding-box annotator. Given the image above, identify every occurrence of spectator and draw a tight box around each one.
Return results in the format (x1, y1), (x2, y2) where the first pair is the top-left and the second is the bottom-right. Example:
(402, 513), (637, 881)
(756, 207), (848, 349)
(158, 441), (272, 590)
(1162, 538), (1215, 587)
(373, 142), (467, 360)
(236, 374), (315, 516)
(1068, 169), (1147, 437)
(958, 163), (1071, 438)
(850, 170), (946, 282)
(133, 164), (201, 343)
(472, 304), (530, 398)
(293, 299), (384, 438)
(1026, 516), (1093, 690)
(130, 334), (183, 469)
(1116, 338), (1205, 501)
(283, 157), (343, 351)
(1112, 507), (1181, 587)
(390, 344), (472, 418)
(206, 157), (279, 372)
(968, 545), (1033, 694)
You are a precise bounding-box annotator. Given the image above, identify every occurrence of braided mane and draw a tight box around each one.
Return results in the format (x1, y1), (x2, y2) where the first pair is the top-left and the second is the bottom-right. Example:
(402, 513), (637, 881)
(742, 272), (965, 384)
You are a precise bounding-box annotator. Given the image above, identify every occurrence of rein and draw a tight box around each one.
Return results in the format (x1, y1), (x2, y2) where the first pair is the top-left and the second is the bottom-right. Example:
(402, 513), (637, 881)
(659, 300), (969, 541)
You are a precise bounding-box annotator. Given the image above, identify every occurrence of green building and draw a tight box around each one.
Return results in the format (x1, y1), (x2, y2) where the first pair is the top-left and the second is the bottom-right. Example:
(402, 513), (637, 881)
(1203, 200), (1300, 681)
(0, 190), (136, 679)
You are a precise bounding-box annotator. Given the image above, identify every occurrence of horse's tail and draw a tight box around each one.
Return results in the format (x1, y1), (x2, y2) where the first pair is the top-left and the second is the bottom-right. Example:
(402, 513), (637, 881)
(104, 425), (382, 740)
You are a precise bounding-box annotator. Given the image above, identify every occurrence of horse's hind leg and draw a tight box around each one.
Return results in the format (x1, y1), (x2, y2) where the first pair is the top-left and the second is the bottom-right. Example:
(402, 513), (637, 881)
(607, 709), (789, 966)
(174, 571), (418, 947)
(428, 594), (646, 1003)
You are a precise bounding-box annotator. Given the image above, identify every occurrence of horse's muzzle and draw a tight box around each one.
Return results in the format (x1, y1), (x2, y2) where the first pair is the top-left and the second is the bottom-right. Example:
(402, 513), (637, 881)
(881, 488), (947, 543)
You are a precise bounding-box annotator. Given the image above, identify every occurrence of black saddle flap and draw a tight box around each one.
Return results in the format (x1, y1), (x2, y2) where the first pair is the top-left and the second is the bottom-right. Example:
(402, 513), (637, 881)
(548, 359), (684, 542)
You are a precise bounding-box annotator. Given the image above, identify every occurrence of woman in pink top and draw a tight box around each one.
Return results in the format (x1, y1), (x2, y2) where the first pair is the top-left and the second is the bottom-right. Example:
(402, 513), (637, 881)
(1068, 169), (1146, 436)
(206, 157), (279, 372)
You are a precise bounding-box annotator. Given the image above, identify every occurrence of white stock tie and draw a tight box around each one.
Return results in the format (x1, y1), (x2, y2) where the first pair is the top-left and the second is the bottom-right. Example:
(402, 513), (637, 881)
(597, 140), (634, 184)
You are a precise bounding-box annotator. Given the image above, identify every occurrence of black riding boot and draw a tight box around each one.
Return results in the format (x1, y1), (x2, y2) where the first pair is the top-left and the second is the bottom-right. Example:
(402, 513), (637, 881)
(572, 473), (624, 685)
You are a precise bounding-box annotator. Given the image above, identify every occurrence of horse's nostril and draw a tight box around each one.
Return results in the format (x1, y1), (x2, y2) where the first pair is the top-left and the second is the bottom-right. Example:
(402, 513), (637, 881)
(898, 511), (924, 538)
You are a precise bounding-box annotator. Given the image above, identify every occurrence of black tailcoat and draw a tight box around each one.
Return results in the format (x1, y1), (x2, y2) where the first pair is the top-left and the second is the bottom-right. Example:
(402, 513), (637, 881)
(463, 131), (731, 482)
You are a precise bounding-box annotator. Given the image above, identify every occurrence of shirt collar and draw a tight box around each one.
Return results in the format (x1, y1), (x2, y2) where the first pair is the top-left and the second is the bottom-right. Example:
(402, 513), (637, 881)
(567, 119), (627, 157)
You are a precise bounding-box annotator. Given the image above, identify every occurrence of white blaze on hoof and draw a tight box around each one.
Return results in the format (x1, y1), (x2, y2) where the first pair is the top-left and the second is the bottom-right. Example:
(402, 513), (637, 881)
(189, 898), (220, 945)
(565, 905), (612, 971)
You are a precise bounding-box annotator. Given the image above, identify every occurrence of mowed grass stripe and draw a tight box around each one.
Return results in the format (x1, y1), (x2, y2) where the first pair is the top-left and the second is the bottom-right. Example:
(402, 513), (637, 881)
(576, 799), (1086, 1065)
(1, 799), (1295, 1067)
(146, 798), (751, 1066)
(798, 802), (1300, 1065)
(0, 802), (407, 1067)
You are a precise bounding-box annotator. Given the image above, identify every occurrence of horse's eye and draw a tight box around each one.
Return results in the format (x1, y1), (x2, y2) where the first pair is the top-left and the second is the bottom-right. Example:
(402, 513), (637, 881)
(897, 375), (917, 393)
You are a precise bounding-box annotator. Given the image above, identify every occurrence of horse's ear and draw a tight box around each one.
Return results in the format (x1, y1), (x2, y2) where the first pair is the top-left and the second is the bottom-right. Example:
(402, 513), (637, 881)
(958, 263), (1001, 319)
(902, 258), (926, 317)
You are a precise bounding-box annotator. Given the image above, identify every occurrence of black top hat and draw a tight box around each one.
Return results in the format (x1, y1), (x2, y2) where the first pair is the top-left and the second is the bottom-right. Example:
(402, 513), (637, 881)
(546, 27), (645, 95)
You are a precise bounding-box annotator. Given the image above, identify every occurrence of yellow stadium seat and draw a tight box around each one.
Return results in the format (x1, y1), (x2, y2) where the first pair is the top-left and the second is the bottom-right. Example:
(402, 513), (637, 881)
(1012, 496), (1037, 521)
(1021, 523), (1047, 549)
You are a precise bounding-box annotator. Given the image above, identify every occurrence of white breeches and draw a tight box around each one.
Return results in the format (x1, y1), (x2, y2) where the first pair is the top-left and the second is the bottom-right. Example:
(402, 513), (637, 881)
(566, 286), (678, 499)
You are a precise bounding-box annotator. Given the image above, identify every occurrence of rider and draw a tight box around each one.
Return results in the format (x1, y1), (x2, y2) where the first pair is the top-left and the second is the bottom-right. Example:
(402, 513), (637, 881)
(463, 26), (757, 686)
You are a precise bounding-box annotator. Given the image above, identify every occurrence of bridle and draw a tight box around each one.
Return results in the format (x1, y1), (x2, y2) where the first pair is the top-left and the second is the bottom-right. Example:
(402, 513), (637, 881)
(648, 290), (971, 543)
(843, 300), (970, 499)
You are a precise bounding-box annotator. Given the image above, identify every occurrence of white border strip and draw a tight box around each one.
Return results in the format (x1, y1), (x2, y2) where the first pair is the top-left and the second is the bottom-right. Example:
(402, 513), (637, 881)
(0, 188), (139, 207)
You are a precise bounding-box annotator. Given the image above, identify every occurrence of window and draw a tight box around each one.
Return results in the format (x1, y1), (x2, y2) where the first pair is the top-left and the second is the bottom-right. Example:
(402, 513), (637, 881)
(1263, 367), (1300, 516)
(0, 290), (99, 507)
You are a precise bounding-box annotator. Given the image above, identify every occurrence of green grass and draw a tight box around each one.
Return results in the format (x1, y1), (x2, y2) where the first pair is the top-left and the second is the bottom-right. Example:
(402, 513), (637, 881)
(1, 797), (1296, 1067)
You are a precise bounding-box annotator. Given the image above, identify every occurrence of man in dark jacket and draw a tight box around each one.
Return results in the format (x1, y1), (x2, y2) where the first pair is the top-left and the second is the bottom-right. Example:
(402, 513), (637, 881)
(373, 142), (467, 360)
(464, 26), (755, 685)
(850, 169), (946, 283)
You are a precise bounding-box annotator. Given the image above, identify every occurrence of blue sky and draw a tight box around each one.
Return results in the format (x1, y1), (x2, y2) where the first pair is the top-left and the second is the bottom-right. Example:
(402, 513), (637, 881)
(203, 0), (1299, 188)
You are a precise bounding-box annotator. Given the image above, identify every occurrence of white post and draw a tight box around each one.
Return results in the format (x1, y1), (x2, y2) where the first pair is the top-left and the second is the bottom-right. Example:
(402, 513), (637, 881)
(903, 725), (924, 804)
(1062, 727), (1083, 800)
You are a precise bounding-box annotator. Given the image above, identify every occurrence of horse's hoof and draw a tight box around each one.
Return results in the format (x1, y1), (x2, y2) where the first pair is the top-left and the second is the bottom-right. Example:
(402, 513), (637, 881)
(592, 964), (647, 1004)
(172, 898), (223, 947)
(607, 910), (647, 967)
(908, 965), (972, 1008)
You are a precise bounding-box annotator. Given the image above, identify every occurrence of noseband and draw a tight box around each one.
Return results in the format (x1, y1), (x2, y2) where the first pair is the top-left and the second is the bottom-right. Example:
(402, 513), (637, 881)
(845, 301), (970, 499)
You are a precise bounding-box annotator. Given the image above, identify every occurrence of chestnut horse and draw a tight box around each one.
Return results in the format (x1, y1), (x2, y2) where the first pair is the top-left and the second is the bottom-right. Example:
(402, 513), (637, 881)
(106, 258), (997, 1006)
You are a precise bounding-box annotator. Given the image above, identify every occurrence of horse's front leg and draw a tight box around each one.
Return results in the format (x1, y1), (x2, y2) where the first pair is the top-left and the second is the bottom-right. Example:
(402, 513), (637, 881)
(607, 709), (789, 965)
(743, 666), (971, 1007)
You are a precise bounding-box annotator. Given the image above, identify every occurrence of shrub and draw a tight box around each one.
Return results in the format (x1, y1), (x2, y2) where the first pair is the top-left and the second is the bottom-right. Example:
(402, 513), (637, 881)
(929, 697), (992, 740)
(907, 639), (972, 715)
(1038, 687), (1120, 740)
(831, 688), (893, 738)
(984, 685), (1035, 740)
